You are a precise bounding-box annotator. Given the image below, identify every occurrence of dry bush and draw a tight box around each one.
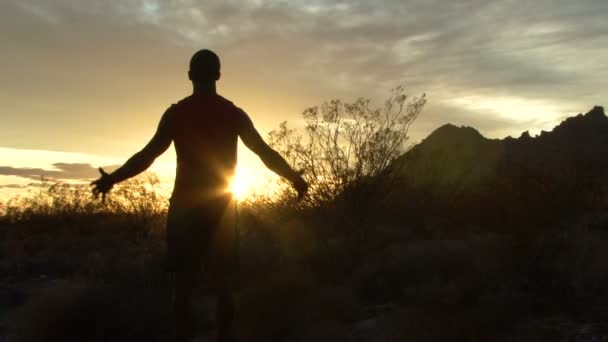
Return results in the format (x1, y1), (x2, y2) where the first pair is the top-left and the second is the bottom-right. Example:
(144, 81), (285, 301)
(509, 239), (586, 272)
(236, 267), (359, 340)
(1, 173), (167, 278)
(265, 86), (426, 209)
(523, 226), (608, 314)
(4, 173), (168, 224)
(242, 88), (427, 271)
(10, 278), (173, 342)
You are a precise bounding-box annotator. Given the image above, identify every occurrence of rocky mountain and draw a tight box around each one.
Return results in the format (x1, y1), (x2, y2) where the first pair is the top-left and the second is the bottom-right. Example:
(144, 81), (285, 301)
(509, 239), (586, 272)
(391, 106), (608, 224)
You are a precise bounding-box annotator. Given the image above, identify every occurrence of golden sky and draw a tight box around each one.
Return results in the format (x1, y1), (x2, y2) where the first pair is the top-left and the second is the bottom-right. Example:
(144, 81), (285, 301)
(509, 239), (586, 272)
(1, 0), (607, 199)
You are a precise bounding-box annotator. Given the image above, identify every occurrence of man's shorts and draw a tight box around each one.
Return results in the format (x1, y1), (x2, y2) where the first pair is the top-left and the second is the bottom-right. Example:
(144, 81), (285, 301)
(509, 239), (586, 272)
(166, 195), (237, 276)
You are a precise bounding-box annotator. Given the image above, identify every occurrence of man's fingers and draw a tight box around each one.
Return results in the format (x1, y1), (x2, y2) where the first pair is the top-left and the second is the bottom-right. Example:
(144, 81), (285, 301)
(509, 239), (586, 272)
(91, 168), (113, 201)
(91, 187), (110, 202)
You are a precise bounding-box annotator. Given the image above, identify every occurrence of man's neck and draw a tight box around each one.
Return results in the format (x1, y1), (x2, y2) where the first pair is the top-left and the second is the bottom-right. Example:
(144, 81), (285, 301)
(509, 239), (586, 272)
(193, 82), (217, 94)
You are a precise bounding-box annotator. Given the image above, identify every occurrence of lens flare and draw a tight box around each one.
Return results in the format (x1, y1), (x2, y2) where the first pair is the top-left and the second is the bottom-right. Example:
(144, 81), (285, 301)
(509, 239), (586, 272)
(229, 173), (249, 201)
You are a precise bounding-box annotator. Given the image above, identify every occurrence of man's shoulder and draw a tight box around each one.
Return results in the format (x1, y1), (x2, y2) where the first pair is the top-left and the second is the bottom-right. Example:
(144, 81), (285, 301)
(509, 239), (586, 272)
(216, 95), (250, 120)
(168, 94), (245, 122)
(174, 94), (195, 107)
(215, 94), (239, 109)
(173, 94), (239, 108)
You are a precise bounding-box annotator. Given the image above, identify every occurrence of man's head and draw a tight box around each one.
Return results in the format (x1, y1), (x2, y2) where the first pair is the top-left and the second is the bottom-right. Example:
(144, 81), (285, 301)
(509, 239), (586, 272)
(189, 49), (221, 84)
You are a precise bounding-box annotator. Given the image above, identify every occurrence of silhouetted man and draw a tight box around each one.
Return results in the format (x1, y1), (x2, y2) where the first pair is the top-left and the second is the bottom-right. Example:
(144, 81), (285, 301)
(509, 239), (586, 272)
(91, 49), (308, 342)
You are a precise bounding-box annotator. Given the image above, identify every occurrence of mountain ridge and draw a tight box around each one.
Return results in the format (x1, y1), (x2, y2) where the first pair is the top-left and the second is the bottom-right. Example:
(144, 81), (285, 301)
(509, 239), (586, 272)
(391, 106), (608, 224)
(419, 105), (606, 148)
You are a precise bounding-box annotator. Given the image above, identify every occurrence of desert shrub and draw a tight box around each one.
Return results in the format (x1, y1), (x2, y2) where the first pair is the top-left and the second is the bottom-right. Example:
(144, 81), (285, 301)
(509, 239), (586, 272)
(1, 173), (168, 278)
(523, 227), (608, 313)
(266, 86), (426, 209)
(11, 278), (173, 342)
(250, 87), (426, 265)
(236, 267), (360, 340)
(3, 173), (168, 233)
(4, 173), (167, 219)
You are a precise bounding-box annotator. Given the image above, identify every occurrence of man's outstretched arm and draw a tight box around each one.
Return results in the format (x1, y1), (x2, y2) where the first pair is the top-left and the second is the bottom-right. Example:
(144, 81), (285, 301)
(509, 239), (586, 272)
(236, 109), (308, 200)
(91, 108), (173, 199)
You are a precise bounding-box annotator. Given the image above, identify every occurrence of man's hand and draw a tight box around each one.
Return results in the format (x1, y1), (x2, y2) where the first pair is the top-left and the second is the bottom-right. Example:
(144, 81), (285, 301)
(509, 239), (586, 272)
(91, 167), (115, 201)
(292, 173), (309, 201)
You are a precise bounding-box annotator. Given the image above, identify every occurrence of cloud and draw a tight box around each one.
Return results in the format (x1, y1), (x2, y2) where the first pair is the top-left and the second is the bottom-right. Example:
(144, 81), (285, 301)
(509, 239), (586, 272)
(0, 0), (607, 157)
(0, 183), (44, 189)
(0, 163), (119, 181)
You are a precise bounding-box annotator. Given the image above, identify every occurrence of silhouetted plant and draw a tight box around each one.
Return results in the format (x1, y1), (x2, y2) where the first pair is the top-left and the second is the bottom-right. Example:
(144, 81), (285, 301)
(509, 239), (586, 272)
(4, 172), (168, 227)
(266, 86), (426, 208)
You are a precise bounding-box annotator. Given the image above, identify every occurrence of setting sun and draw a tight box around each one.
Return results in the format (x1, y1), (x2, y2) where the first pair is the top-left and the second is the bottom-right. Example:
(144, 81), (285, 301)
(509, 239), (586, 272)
(229, 172), (250, 201)
(227, 162), (284, 202)
(230, 177), (249, 201)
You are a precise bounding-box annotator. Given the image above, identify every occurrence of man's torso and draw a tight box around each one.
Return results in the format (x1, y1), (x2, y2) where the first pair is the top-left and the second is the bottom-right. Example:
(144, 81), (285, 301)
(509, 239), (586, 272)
(168, 93), (242, 207)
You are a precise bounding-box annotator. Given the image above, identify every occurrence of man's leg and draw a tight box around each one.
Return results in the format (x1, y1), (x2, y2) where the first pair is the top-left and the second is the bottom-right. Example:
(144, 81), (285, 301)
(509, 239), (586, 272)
(206, 196), (237, 342)
(167, 207), (199, 342)
(207, 227), (236, 341)
(206, 242), (236, 342)
(174, 269), (197, 342)
(214, 274), (235, 342)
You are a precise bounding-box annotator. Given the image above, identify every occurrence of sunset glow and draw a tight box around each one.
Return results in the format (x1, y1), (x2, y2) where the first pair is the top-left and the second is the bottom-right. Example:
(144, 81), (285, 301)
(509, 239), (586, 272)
(229, 170), (251, 202)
